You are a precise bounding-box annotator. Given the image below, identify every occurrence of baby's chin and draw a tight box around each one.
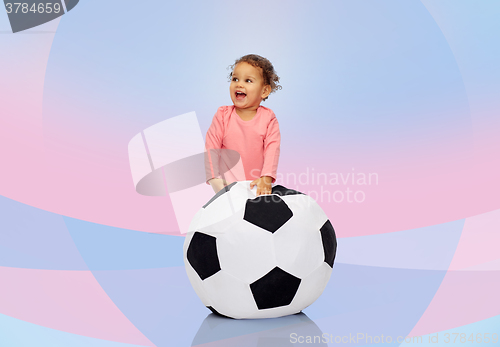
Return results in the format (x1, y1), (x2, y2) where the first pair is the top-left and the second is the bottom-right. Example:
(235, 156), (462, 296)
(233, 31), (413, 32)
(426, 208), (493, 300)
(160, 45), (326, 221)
(231, 99), (246, 108)
(231, 97), (262, 110)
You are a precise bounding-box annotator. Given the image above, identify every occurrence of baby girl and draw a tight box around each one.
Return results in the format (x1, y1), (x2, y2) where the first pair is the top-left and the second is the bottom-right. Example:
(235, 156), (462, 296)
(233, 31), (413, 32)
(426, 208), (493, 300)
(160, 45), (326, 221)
(205, 54), (282, 197)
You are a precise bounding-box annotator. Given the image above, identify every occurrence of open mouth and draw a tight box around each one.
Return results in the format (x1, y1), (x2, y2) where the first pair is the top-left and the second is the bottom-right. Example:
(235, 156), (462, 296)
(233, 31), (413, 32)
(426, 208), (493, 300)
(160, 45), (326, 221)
(235, 91), (246, 100)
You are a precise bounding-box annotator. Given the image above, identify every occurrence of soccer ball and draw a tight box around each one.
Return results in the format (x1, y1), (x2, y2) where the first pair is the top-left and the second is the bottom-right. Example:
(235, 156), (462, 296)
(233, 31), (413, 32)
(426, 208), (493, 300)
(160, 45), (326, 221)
(183, 181), (337, 319)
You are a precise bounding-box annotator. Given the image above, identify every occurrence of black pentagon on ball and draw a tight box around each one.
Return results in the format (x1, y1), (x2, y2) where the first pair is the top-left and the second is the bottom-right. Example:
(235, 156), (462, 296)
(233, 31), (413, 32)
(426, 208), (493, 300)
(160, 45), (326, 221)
(320, 220), (337, 268)
(187, 232), (221, 280)
(271, 185), (304, 197)
(244, 195), (293, 233)
(250, 267), (301, 310)
(203, 181), (238, 208)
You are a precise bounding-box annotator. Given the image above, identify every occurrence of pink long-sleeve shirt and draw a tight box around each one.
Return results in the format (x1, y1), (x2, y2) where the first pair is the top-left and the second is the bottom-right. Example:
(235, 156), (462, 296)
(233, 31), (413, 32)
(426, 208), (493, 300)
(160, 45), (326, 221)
(205, 105), (281, 185)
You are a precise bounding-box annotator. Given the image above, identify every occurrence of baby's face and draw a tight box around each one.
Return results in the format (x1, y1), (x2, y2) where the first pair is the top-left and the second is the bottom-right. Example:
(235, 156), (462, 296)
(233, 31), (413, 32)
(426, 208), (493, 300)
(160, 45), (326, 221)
(230, 62), (271, 112)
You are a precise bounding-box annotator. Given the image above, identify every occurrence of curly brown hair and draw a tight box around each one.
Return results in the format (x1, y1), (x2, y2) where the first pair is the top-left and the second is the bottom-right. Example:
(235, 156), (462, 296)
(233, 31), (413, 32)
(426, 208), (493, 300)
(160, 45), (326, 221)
(228, 54), (282, 101)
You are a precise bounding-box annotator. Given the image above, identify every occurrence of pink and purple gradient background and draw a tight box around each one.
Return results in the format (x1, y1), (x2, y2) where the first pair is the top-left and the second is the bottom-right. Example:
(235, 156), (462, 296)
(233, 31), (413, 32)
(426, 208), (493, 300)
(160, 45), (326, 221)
(1, 0), (499, 346)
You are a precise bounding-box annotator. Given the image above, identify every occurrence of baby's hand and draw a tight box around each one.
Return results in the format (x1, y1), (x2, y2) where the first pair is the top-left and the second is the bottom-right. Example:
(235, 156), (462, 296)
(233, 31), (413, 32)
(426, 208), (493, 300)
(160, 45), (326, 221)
(250, 176), (273, 196)
(208, 178), (229, 194)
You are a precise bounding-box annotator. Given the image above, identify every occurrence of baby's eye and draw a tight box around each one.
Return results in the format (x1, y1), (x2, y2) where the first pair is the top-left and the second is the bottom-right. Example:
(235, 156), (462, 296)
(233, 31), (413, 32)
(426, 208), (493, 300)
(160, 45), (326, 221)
(246, 79), (252, 83)
(232, 77), (238, 81)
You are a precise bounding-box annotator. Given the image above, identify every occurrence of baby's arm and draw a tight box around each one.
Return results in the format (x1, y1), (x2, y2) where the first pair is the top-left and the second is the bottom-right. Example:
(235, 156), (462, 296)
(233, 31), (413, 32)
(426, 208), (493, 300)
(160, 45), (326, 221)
(205, 108), (225, 188)
(260, 114), (281, 184)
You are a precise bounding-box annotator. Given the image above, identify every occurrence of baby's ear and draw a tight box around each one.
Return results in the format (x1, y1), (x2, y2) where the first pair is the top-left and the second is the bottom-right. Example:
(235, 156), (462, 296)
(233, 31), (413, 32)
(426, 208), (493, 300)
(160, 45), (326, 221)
(262, 85), (272, 99)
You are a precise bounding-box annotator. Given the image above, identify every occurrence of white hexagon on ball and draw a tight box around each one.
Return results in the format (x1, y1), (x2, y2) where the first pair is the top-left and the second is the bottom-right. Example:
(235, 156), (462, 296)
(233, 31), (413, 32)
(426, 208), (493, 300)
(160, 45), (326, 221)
(183, 181), (337, 319)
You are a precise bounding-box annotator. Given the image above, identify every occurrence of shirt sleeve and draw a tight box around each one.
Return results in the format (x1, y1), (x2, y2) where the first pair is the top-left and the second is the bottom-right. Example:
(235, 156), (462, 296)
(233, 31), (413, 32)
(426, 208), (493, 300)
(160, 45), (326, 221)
(260, 114), (281, 184)
(205, 107), (225, 185)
